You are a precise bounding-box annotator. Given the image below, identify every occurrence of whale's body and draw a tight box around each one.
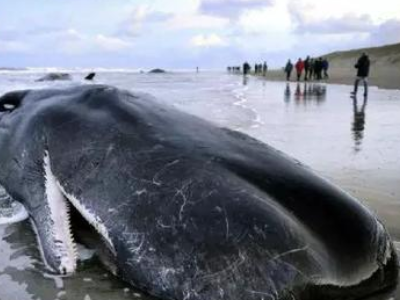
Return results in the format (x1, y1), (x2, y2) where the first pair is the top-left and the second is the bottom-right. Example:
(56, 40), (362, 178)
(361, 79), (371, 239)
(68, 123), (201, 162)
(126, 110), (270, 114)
(0, 85), (397, 300)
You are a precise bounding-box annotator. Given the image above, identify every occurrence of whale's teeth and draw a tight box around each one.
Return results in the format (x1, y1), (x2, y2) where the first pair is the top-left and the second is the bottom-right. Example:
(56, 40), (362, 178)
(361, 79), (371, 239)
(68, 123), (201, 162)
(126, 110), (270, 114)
(44, 151), (78, 274)
(56, 182), (116, 256)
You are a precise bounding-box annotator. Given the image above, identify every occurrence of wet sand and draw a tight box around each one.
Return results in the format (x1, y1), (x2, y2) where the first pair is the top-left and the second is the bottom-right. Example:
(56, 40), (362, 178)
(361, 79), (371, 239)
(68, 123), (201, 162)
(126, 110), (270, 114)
(258, 67), (400, 90)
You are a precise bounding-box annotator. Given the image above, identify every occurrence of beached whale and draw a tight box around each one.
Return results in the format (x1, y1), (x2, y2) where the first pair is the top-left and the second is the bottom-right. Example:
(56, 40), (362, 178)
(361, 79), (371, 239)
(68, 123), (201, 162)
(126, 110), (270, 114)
(149, 68), (167, 74)
(0, 85), (397, 300)
(36, 73), (72, 82)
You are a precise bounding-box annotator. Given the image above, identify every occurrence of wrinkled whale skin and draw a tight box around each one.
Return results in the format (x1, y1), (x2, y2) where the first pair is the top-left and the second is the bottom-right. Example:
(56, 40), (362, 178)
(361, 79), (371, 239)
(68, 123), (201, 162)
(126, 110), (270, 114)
(0, 85), (397, 300)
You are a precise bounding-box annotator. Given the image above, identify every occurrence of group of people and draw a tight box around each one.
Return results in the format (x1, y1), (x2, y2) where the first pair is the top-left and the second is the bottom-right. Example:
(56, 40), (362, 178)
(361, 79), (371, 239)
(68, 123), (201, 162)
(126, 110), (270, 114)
(227, 66), (242, 73)
(285, 57), (329, 82)
(254, 62), (268, 76)
(227, 61), (268, 76)
(227, 52), (371, 98)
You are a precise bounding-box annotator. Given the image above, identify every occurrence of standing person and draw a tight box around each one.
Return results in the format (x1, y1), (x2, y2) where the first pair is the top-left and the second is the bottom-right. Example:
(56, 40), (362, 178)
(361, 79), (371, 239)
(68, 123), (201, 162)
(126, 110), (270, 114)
(322, 58), (329, 79)
(295, 58), (305, 81)
(243, 62), (251, 75)
(304, 56), (310, 81)
(284, 60), (293, 81)
(262, 62), (268, 76)
(309, 59), (315, 80)
(351, 53), (370, 97)
(315, 58), (323, 80)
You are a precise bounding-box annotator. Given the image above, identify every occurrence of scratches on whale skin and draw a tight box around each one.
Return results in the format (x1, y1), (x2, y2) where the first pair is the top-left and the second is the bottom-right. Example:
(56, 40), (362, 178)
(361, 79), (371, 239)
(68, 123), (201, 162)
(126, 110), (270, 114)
(215, 206), (230, 240)
(157, 218), (174, 229)
(152, 159), (180, 186)
(195, 250), (247, 282)
(246, 290), (274, 300)
(123, 231), (147, 264)
(224, 209), (230, 241)
(232, 227), (250, 245)
(269, 246), (309, 263)
(174, 180), (193, 222)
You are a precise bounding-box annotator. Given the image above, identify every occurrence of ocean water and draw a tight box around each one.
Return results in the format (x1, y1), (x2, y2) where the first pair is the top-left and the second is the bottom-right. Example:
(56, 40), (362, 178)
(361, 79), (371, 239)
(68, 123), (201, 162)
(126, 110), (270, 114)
(0, 70), (399, 300)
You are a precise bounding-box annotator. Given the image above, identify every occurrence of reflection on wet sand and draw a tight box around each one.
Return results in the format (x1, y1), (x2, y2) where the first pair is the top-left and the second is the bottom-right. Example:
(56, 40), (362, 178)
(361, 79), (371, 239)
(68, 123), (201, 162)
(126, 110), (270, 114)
(352, 97), (367, 153)
(284, 83), (327, 104)
(242, 75), (249, 86)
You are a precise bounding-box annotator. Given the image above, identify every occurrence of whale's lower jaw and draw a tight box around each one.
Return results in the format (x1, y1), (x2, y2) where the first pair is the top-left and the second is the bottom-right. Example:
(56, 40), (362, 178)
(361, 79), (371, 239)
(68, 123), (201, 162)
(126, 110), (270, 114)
(37, 151), (115, 275)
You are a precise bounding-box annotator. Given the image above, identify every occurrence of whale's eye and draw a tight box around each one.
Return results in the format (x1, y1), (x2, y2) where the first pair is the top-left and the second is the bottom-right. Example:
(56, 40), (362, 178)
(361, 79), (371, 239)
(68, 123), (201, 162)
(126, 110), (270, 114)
(2, 104), (16, 111)
(0, 90), (29, 112)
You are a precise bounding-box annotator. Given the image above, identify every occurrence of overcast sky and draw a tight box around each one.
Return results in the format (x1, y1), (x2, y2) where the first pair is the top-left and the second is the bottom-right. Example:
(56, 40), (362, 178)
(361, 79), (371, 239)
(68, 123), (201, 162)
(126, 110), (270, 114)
(1, 0), (399, 69)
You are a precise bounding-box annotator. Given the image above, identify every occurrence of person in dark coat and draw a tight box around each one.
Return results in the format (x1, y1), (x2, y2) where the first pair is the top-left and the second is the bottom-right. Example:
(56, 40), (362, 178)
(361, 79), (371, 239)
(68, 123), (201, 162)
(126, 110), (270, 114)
(322, 58), (329, 79)
(243, 62), (251, 75)
(315, 58), (323, 80)
(309, 59), (315, 80)
(262, 62), (268, 76)
(284, 60), (293, 81)
(351, 53), (370, 97)
(304, 56), (310, 81)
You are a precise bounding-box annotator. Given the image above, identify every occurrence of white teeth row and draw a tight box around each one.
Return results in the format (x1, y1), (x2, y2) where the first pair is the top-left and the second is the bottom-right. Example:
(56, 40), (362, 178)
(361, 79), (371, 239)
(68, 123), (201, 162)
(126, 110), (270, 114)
(44, 150), (79, 273)
(65, 201), (78, 261)
(56, 182), (116, 255)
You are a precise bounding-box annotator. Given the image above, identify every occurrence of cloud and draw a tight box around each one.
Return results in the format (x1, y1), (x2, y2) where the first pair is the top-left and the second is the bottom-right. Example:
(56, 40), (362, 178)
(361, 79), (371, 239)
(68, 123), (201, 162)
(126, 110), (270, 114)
(0, 40), (30, 53)
(199, 0), (273, 18)
(166, 14), (229, 30)
(296, 14), (375, 34)
(288, 1), (375, 34)
(118, 5), (174, 37)
(237, 4), (291, 34)
(191, 33), (228, 47)
(369, 19), (400, 45)
(57, 31), (133, 54)
(94, 34), (133, 51)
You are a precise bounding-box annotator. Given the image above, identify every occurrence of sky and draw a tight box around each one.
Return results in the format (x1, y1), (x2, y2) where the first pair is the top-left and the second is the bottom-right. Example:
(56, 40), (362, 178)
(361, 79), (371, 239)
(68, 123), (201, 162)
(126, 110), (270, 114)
(1, 0), (399, 69)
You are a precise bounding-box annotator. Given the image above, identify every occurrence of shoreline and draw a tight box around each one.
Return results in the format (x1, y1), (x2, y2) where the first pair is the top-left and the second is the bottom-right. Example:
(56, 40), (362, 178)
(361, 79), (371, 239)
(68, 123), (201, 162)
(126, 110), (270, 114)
(253, 69), (400, 90)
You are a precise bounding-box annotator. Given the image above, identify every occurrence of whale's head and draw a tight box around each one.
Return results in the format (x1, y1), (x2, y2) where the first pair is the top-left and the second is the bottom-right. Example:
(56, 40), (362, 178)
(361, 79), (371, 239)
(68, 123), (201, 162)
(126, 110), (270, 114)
(0, 90), (29, 156)
(0, 86), (117, 275)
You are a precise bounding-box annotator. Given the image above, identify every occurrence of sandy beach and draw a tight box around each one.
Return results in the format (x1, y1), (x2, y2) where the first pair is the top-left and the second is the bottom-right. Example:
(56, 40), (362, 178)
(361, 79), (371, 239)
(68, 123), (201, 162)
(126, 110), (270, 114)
(258, 66), (400, 90)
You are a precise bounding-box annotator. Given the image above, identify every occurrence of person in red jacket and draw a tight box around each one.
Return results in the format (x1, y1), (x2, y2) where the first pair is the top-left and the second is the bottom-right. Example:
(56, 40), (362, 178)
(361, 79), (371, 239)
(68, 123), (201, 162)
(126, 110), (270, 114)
(295, 58), (305, 81)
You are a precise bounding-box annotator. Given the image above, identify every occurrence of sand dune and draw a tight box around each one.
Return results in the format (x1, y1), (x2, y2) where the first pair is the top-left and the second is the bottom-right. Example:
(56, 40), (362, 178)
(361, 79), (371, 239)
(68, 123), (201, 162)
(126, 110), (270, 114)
(263, 42), (400, 90)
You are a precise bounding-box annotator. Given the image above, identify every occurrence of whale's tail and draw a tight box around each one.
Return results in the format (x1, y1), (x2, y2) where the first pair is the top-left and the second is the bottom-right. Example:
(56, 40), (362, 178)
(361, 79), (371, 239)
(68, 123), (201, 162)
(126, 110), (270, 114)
(84, 73), (96, 81)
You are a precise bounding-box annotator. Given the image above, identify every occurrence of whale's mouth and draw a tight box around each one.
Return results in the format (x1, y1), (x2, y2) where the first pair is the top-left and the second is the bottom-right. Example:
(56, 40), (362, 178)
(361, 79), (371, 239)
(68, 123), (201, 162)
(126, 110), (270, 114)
(39, 151), (115, 275)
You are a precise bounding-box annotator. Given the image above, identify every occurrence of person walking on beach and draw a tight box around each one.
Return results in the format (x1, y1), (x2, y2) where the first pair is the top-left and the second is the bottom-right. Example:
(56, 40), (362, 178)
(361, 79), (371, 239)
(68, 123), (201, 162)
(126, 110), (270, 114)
(351, 53), (370, 97)
(295, 58), (305, 81)
(304, 56), (310, 81)
(309, 59), (315, 80)
(262, 62), (268, 76)
(243, 62), (251, 75)
(322, 58), (329, 79)
(315, 58), (323, 80)
(285, 60), (293, 81)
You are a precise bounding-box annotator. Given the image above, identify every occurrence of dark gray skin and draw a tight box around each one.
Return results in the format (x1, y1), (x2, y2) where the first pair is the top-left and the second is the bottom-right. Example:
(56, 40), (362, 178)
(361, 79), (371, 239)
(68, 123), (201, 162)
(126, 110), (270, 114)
(0, 85), (397, 300)
(149, 69), (167, 74)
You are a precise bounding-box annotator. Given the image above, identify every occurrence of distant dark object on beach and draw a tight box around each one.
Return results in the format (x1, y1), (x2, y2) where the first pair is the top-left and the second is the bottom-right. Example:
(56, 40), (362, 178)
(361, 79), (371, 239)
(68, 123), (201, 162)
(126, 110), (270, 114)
(36, 73), (72, 82)
(149, 68), (167, 74)
(85, 72), (96, 81)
